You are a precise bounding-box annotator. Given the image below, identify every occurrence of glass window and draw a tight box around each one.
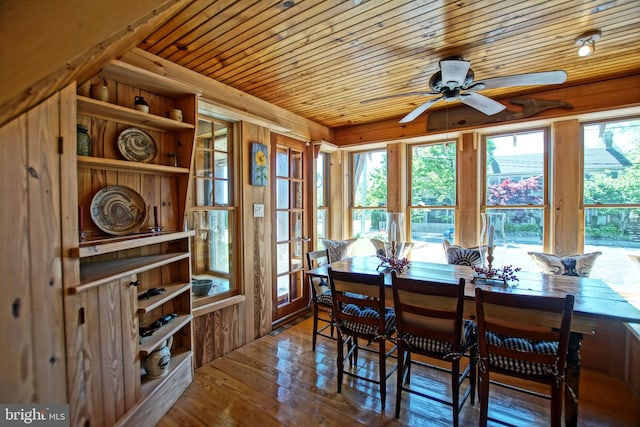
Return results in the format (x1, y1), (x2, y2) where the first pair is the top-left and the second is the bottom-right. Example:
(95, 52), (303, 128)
(351, 150), (387, 255)
(583, 118), (640, 294)
(315, 153), (329, 248)
(409, 141), (456, 261)
(188, 117), (238, 302)
(483, 129), (547, 271)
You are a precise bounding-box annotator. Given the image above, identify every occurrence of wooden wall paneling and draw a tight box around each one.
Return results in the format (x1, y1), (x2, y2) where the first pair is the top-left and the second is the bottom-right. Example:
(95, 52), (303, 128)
(64, 292), (89, 427)
(333, 76), (640, 147)
(0, 111), (34, 403)
(26, 85), (68, 403)
(457, 133), (481, 248)
(98, 280), (126, 424)
(85, 287), (105, 426)
(118, 49), (333, 143)
(550, 119), (583, 256)
(386, 143), (406, 214)
(240, 122), (272, 342)
(120, 275), (141, 410)
(194, 313), (215, 368)
(193, 303), (243, 368)
(582, 319), (627, 378)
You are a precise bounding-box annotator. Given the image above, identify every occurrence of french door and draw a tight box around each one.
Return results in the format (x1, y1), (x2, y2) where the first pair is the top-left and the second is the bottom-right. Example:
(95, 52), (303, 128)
(271, 134), (309, 323)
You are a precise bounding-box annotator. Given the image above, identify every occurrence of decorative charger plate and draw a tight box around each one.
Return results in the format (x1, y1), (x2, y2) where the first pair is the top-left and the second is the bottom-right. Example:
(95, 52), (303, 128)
(90, 185), (147, 235)
(117, 127), (157, 163)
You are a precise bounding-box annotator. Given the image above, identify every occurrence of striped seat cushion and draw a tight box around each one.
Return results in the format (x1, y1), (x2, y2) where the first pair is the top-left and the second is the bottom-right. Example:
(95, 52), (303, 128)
(340, 304), (396, 337)
(485, 331), (559, 375)
(316, 291), (332, 306)
(401, 319), (475, 354)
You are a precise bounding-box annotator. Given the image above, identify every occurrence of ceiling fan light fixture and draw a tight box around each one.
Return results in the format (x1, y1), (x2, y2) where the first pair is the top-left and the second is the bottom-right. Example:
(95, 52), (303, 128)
(575, 30), (601, 57)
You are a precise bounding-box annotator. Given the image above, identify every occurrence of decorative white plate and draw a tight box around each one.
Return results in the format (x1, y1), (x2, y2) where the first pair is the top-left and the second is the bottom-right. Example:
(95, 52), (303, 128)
(117, 127), (157, 163)
(90, 185), (147, 235)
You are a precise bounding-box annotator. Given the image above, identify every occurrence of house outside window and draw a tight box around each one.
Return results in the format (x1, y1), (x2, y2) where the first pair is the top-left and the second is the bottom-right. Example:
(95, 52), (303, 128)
(409, 141), (456, 261)
(482, 129), (548, 271)
(583, 118), (640, 294)
(188, 116), (238, 301)
(351, 149), (387, 255)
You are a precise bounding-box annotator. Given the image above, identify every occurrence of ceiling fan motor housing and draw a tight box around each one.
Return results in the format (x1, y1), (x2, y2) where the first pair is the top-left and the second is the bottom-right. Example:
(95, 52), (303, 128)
(429, 69), (475, 92)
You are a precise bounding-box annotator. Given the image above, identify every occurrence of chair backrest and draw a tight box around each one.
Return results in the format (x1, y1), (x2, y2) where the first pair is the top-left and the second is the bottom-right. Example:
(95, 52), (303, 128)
(391, 272), (466, 350)
(474, 288), (574, 379)
(307, 249), (330, 299)
(327, 267), (387, 338)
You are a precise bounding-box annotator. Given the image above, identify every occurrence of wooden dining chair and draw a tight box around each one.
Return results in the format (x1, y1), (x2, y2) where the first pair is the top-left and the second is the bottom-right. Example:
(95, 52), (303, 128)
(391, 272), (476, 425)
(306, 249), (334, 351)
(327, 267), (397, 411)
(474, 288), (575, 427)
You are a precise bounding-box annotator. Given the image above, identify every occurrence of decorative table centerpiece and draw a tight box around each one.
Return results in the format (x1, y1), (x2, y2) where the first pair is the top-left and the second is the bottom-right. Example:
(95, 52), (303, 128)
(377, 240), (410, 273)
(472, 264), (521, 286)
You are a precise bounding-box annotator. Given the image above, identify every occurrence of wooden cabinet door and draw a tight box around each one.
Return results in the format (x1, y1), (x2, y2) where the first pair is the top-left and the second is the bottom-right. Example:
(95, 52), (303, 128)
(66, 275), (139, 427)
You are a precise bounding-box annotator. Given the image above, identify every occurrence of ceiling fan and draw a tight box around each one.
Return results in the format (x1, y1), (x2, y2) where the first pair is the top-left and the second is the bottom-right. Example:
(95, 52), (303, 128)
(364, 57), (567, 124)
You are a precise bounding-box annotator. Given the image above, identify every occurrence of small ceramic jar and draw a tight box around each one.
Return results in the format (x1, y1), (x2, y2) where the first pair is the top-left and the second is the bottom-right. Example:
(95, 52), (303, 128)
(167, 109), (183, 121)
(143, 336), (172, 379)
(76, 125), (91, 156)
(134, 96), (149, 113)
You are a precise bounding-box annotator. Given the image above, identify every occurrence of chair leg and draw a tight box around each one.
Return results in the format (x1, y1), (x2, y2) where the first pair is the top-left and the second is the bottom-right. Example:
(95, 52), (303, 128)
(336, 333), (344, 393)
(378, 340), (386, 411)
(479, 368), (490, 427)
(550, 384), (563, 427)
(395, 346), (405, 419)
(312, 303), (319, 351)
(451, 359), (460, 427)
(470, 346), (477, 405)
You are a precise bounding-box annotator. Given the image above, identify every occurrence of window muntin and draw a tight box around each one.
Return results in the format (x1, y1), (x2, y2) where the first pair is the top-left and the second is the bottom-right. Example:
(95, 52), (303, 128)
(583, 118), (640, 293)
(351, 150), (387, 254)
(189, 117), (237, 300)
(483, 129), (547, 271)
(409, 141), (456, 261)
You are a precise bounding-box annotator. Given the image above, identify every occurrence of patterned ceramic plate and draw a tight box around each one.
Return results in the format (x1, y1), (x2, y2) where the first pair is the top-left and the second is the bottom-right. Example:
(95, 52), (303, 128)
(90, 185), (147, 235)
(117, 127), (157, 163)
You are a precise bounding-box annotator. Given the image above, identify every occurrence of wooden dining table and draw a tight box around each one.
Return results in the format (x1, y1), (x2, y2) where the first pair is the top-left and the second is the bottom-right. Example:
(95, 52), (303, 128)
(306, 256), (640, 427)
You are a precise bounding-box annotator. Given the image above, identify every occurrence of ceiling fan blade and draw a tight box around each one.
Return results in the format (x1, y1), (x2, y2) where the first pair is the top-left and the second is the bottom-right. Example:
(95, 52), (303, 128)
(440, 59), (471, 88)
(478, 70), (567, 90)
(360, 91), (436, 104)
(399, 96), (443, 123)
(460, 92), (506, 115)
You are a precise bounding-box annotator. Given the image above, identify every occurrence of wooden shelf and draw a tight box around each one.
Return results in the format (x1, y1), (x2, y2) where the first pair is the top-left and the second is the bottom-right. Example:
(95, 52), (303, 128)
(138, 283), (191, 314)
(103, 60), (198, 99)
(77, 156), (190, 175)
(140, 350), (192, 399)
(77, 230), (195, 258)
(77, 96), (195, 132)
(139, 314), (192, 355)
(74, 252), (190, 293)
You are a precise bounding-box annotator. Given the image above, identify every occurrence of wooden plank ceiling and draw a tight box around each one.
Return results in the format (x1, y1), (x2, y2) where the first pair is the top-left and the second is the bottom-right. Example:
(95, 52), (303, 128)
(138, 0), (640, 129)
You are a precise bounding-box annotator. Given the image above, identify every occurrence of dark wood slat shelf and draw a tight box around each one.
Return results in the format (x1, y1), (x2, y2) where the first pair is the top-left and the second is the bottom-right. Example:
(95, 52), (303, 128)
(77, 230), (195, 258)
(137, 283), (191, 314)
(139, 315), (192, 355)
(73, 252), (190, 293)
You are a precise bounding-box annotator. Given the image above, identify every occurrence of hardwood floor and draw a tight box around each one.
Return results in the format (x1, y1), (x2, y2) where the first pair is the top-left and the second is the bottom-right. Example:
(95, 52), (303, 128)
(159, 316), (639, 426)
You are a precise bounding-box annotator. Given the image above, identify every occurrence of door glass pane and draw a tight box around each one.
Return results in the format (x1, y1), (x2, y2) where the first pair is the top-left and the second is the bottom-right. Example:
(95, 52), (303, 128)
(292, 212), (302, 239)
(277, 275), (289, 300)
(277, 243), (289, 274)
(277, 212), (289, 241)
(290, 150), (302, 179)
(276, 178), (289, 209)
(276, 147), (289, 177)
(292, 181), (303, 209)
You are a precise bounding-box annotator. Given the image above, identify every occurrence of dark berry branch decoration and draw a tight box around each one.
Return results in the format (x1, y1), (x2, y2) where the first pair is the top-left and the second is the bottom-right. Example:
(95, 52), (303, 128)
(377, 255), (410, 273)
(472, 264), (521, 283)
